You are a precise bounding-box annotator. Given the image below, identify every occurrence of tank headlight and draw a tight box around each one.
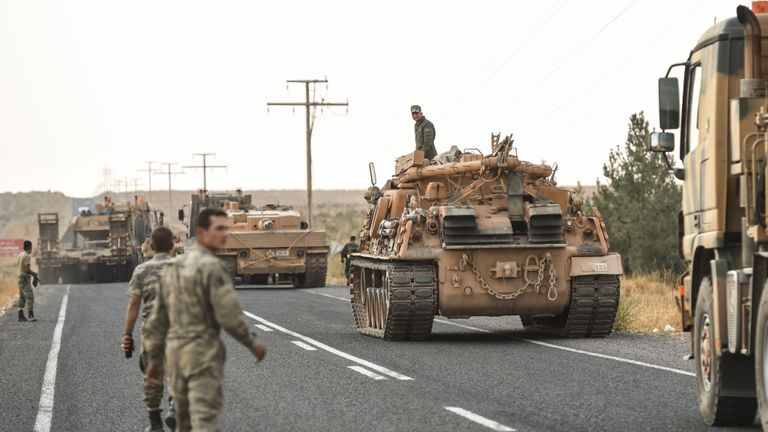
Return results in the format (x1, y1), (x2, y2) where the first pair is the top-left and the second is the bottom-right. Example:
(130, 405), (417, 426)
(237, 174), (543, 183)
(238, 250), (249, 259)
(296, 249), (306, 257)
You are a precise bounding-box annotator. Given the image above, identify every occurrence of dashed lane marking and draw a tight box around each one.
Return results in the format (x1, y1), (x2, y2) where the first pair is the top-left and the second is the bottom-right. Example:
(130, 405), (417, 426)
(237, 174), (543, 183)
(243, 310), (413, 380)
(444, 407), (516, 432)
(34, 285), (71, 432)
(254, 324), (274, 332)
(348, 365), (387, 380)
(291, 340), (318, 351)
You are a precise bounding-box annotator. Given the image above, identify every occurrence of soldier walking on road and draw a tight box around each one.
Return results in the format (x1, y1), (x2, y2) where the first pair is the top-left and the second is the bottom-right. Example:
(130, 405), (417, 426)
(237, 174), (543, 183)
(17, 240), (39, 322)
(144, 208), (267, 432)
(411, 105), (437, 160)
(122, 227), (177, 432)
(340, 236), (358, 285)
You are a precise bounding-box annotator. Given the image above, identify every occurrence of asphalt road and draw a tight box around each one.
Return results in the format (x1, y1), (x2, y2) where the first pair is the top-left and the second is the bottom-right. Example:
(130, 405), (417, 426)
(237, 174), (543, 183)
(0, 282), (761, 432)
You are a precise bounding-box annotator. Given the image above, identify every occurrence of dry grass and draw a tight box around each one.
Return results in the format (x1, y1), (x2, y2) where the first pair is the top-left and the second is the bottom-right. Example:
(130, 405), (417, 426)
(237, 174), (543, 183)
(0, 276), (17, 313)
(615, 272), (680, 333)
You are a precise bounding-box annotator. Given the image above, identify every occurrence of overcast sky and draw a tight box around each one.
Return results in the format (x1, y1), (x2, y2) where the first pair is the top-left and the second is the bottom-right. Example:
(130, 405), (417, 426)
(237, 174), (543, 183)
(0, 0), (747, 197)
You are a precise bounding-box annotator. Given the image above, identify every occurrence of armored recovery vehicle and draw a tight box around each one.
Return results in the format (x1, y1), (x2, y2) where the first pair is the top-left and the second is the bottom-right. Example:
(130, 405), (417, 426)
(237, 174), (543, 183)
(349, 137), (623, 341)
(182, 191), (329, 287)
(648, 4), (768, 427)
(37, 198), (155, 284)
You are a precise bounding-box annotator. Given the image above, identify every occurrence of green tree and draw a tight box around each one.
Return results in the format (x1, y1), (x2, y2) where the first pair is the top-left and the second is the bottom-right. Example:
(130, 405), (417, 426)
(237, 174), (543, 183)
(592, 112), (682, 274)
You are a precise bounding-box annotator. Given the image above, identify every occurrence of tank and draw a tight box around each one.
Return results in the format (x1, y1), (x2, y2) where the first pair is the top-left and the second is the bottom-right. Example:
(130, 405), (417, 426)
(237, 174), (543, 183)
(39, 197), (156, 284)
(182, 191), (329, 287)
(349, 135), (623, 340)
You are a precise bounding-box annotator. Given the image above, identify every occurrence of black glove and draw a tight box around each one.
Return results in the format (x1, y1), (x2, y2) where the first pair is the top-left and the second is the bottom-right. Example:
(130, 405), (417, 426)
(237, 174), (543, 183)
(32, 277), (39, 287)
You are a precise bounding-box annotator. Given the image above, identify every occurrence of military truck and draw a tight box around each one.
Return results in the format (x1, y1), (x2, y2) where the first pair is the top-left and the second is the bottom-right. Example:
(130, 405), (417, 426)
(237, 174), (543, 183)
(38, 198), (154, 283)
(181, 191), (328, 287)
(348, 136), (623, 341)
(648, 5), (768, 427)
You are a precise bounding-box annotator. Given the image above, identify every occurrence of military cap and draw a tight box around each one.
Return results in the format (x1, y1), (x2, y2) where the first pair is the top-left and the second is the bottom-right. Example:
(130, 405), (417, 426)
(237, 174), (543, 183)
(410, 105), (422, 113)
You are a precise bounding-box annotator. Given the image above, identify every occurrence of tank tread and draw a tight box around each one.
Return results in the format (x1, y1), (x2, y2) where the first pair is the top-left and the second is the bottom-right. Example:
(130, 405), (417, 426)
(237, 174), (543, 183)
(522, 274), (620, 338)
(292, 253), (328, 288)
(350, 259), (437, 341)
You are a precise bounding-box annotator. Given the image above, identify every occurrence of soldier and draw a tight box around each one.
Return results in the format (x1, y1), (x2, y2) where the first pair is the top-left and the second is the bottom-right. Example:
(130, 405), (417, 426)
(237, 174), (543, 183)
(411, 105), (437, 160)
(122, 227), (177, 432)
(144, 208), (267, 432)
(340, 235), (358, 285)
(141, 238), (155, 262)
(16, 240), (39, 322)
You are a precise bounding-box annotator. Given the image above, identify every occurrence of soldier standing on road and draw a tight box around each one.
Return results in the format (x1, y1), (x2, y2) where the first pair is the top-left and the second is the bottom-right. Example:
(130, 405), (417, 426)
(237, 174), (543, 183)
(17, 240), (38, 322)
(144, 208), (267, 432)
(122, 227), (177, 432)
(412, 105), (437, 160)
(340, 236), (358, 285)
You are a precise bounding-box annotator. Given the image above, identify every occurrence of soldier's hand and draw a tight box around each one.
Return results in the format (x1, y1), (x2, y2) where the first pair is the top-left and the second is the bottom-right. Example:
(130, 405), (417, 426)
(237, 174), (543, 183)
(145, 363), (164, 388)
(251, 342), (267, 362)
(121, 334), (134, 355)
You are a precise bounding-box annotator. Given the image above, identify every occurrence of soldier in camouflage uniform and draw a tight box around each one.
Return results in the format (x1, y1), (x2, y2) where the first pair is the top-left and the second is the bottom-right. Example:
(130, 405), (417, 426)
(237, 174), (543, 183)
(144, 208), (267, 432)
(122, 227), (177, 432)
(340, 235), (358, 285)
(411, 105), (437, 160)
(16, 240), (39, 322)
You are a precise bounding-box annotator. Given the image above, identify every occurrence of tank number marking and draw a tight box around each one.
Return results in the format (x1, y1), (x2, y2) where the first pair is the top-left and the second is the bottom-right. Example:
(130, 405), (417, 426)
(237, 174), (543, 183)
(276, 250), (290, 257)
(593, 263), (608, 272)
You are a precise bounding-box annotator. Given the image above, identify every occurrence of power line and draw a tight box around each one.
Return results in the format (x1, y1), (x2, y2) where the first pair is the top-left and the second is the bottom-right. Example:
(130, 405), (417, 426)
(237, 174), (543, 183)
(138, 161), (163, 204)
(183, 153), (227, 194)
(267, 78), (349, 228)
(154, 163), (184, 217)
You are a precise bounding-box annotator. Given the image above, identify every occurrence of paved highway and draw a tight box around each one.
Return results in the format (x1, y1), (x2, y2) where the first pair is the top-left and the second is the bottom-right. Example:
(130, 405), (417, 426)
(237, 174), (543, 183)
(0, 282), (760, 431)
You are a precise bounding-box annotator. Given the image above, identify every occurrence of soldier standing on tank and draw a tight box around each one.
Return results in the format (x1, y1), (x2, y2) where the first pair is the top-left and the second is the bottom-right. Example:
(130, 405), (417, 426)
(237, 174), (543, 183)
(122, 227), (177, 432)
(16, 240), (39, 322)
(340, 236), (358, 285)
(144, 208), (267, 432)
(412, 105), (437, 160)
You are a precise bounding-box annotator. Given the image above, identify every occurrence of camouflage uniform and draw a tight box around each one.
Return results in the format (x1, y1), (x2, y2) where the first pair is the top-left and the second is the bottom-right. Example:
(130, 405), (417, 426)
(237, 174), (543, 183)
(144, 244), (260, 432)
(414, 117), (437, 160)
(127, 253), (173, 412)
(16, 251), (34, 313)
(340, 241), (358, 281)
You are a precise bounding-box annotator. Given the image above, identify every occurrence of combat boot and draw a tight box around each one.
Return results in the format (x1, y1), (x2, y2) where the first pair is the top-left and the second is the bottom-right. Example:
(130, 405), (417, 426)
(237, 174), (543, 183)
(145, 409), (163, 432)
(27, 311), (37, 322)
(18, 310), (27, 322)
(164, 405), (176, 431)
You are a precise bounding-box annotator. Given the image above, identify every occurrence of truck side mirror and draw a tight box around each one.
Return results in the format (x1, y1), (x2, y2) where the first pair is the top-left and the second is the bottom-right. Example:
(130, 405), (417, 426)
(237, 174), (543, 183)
(658, 77), (680, 130)
(178, 209), (184, 222)
(649, 131), (675, 153)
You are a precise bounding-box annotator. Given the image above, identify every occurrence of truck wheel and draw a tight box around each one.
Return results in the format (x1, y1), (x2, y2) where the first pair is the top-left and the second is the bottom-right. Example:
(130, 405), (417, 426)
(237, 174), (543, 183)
(694, 277), (756, 426)
(755, 281), (768, 430)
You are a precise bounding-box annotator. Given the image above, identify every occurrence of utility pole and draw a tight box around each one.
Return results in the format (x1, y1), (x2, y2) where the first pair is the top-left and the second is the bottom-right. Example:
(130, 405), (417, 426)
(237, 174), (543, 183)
(139, 161), (162, 204)
(267, 78), (348, 228)
(183, 153), (227, 193)
(154, 163), (184, 217)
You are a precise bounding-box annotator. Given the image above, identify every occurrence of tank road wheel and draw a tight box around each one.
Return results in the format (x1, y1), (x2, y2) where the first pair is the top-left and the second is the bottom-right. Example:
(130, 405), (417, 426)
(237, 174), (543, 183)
(521, 275), (619, 337)
(756, 282), (768, 430)
(350, 260), (437, 341)
(291, 254), (328, 288)
(694, 277), (756, 426)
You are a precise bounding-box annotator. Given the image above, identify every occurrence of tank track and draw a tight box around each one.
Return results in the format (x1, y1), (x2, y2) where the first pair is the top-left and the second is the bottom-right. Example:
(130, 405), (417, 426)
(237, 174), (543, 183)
(522, 274), (620, 337)
(292, 253), (328, 288)
(350, 259), (437, 341)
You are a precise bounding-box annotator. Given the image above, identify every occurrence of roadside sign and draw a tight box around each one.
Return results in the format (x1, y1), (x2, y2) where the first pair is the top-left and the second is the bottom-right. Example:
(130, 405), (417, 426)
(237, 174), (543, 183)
(0, 239), (24, 257)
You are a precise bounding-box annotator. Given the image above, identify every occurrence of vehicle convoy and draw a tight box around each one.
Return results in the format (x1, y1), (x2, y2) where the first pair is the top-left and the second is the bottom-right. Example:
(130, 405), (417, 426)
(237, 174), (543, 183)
(348, 137), (623, 341)
(37, 198), (155, 284)
(181, 190), (328, 287)
(648, 5), (768, 428)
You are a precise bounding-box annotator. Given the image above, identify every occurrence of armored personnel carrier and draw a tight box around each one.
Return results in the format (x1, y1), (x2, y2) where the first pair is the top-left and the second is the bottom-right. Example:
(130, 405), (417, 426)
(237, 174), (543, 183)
(349, 136), (623, 340)
(181, 191), (328, 287)
(38, 198), (155, 283)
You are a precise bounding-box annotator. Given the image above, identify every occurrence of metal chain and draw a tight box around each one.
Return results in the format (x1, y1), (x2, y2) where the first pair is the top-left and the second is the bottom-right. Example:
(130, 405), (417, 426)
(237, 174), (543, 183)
(467, 252), (557, 301)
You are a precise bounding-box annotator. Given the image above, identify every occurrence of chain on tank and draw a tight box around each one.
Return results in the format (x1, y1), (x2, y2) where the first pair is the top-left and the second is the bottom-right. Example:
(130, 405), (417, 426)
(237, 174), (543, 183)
(467, 252), (557, 301)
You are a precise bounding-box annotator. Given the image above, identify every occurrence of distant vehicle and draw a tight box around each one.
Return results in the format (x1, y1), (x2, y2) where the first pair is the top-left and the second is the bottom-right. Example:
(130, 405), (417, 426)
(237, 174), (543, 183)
(180, 191), (328, 287)
(648, 5), (768, 427)
(349, 137), (622, 341)
(38, 198), (157, 284)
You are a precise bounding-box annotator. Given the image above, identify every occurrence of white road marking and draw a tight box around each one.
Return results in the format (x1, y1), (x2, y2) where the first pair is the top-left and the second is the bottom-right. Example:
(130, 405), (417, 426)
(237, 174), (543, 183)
(291, 340), (318, 351)
(34, 285), (71, 432)
(348, 365), (387, 380)
(434, 319), (695, 377)
(444, 407), (516, 432)
(300, 290), (695, 378)
(254, 324), (274, 332)
(243, 311), (413, 380)
(300, 289), (348, 302)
